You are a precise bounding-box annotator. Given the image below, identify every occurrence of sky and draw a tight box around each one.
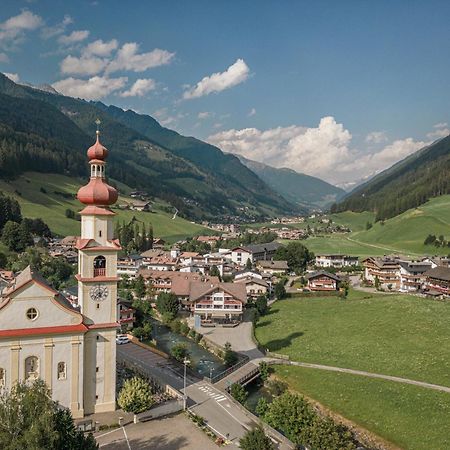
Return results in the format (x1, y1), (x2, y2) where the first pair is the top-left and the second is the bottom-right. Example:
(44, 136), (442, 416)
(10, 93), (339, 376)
(1, 0), (450, 188)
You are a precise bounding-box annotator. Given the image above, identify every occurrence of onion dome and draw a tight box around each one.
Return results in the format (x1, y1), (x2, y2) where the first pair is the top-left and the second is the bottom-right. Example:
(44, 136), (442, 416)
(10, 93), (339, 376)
(87, 131), (108, 161)
(77, 127), (118, 206)
(77, 178), (118, 206)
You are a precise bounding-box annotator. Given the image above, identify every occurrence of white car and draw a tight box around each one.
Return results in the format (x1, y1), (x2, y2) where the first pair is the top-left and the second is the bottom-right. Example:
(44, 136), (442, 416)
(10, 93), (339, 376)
(116, 335), (129, 345)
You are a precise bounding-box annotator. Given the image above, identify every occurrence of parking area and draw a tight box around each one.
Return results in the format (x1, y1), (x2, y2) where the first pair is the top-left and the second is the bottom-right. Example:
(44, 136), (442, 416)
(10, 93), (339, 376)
(95, 413), (218, 450)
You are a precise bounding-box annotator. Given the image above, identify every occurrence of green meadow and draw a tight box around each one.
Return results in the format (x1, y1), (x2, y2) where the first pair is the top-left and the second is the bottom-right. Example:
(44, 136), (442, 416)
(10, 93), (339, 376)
(0, 172), (209, 242)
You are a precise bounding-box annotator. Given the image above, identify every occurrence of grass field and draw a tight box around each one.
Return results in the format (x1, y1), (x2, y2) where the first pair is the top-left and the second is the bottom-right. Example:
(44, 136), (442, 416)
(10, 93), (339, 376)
(274, 365), (450, 450)
(0, 172), (209, 242)
(302, 196), (450, 257)
(256, 290), (450, 386)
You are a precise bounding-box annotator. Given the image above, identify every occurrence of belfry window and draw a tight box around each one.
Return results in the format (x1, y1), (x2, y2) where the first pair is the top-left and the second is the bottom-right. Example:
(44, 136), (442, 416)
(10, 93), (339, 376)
(94, 255), (106, 277)
(25, 356), (39, 381)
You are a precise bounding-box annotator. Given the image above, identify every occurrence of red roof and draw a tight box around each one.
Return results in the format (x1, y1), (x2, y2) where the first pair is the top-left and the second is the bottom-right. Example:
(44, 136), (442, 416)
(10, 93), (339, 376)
(77, 177), (118, 206)
(79, 206), (116, 216)
(0, 323), (88, 339)
(87, 132), (108, 161)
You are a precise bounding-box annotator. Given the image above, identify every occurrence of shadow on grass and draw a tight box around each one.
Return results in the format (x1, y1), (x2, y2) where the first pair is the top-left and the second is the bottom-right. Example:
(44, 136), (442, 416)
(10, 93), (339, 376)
(255, 320), (271, 328)
(265, 331), (303, 352)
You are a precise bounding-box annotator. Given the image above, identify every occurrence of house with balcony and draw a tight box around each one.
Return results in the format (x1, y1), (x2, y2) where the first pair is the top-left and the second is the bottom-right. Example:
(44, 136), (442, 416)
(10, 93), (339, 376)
(117, 254), (143, 278)
(256, 260), (289, 275)
(423, 266), (450, 296)
(234, 276), (269, 300)
(117, 298), (135, 331)
(306, 271), (341, 291)
(362, 256), (401, 289)
(398, 260), (432, 292)
(190, 282), (247, 324)
(231, 242), (283, 266)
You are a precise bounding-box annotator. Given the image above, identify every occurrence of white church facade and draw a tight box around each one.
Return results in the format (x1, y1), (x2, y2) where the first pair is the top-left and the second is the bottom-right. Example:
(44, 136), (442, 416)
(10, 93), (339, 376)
(0, 128), (119, 418)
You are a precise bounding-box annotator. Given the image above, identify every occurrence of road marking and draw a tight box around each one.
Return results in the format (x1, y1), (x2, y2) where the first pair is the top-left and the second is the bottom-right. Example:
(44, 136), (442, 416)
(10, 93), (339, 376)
(122, 425), (132, 450)
(96, 427), (123, 439)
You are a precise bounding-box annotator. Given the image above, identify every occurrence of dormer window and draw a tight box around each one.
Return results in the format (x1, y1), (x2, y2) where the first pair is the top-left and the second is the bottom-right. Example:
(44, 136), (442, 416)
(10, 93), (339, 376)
(94, 255), (106, 277)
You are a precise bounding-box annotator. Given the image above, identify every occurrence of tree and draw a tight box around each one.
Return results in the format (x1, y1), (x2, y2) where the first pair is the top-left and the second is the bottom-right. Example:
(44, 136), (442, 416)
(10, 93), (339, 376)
(1, 220), (32, 252)
(0, 252), (7, 268)
(223, 341), (238, 367)
(255, 295), (268, 315)
(134, 275), (146, 299)
(170, 343), (189, 362)
(117, 377), (154, 422)
(209, 264), (221, 280)
(274, 242), (314, 273)
(245, 258), (253, 270)
(259, 361), (270, 381)
(156, 292), (179, 320)
(365, 221), (373, 230)
(255, 397), (269, 417)
(133, 321), (152, 341)
(374, 275), (381, 290)
(239, 427), (274, 450)
(274, 281), (286, 300)
(0, 380), (97, 450)
(230, 383), (248, 404)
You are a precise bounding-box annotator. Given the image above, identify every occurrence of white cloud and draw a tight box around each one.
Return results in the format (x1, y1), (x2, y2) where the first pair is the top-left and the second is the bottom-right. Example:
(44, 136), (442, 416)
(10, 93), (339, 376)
(198, 111), (213, 119)
(41, 14), (73, 39)
(0, 53), (9, 62)
(365, 130), (387, 144)
(0, 10), (43, 48)
(3, 72), (19, 82)
(58, 29), (90, 45)
(106, 42), (174, 73)
(120, 78), (156, 97)
(83, 39), (118, 57)
(183, 58), (250, 100)
(208, 116), (430, 185)
(427, 122), (450, 140)
(52, 75), (127, 100)
(248, 107), (256, 117)
(60, 54), (108, 76)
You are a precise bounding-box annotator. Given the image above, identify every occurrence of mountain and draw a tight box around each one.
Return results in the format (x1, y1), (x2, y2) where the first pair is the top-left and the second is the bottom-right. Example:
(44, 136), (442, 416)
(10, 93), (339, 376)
(333, 135), (450, 221)
(234, 154), (345, 210)
(0, 73), (297, 221)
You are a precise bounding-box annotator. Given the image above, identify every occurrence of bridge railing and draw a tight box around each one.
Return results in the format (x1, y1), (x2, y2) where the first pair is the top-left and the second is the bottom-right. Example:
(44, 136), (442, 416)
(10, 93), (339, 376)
(203, 355), (250, 384)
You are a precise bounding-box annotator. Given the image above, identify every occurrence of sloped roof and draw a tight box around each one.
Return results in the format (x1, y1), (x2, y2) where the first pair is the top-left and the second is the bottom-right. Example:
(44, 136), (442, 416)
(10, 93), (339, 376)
(189, 281), (247, 303)
(424, 266), (450, 281)
(232, 242), (283, 254)
(257, 260), (289, 270)
(306, 270), (341, 282)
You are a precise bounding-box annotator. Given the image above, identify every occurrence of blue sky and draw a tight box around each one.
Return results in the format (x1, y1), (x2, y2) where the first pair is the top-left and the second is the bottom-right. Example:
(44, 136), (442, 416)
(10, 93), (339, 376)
(1, 1), (449, 187)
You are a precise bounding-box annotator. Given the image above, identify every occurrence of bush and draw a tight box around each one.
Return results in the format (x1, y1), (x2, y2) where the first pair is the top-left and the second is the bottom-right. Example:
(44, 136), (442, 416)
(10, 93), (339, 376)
(170, 343), (189, 362)
(255, 295), (268, 315)
(255, 397), (269, 417)
(180, 321), (190, 336)
(259, 361), (270, 381)
(239, 426), (274, 450)
(195, 332), (203, 343)
(170, 319), (182, 334)
(117, 377), (154, 414)
(223, 342), (238, 367)
(266, 379), (287, 396)
(230, 383), (248, 405)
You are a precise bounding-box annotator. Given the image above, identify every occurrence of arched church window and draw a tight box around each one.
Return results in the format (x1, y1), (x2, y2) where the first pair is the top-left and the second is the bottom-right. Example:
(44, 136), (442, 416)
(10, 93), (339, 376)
(57, 362), (66, 380)
(0, 368), (5, 387)
(93, 255), (106, 277)
(25, 356), (39, 380)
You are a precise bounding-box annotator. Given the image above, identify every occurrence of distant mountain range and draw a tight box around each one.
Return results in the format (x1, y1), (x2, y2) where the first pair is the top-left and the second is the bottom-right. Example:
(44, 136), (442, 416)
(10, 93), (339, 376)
(333, 134), (450, 221)
(235, 154), (346, 210)
(0, 72), (300, 221)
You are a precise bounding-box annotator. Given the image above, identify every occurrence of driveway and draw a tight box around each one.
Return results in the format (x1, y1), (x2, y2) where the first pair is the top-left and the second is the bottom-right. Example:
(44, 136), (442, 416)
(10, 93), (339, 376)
(193, 311), (264, 360)
(96, 413), (218, 450)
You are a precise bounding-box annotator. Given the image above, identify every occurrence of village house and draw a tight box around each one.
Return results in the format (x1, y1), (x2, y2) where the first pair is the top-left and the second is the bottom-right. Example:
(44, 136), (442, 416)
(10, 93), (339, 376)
(306, 271), (341, 291)
(128, 199), (152, 212)
(152, 238), (166, 249)
(315, 254), (359, 269)
(196, 235), (221, 247)
(234, 276), (269, 300)
(363, 257), (401, 289)
(141, 254), (177, 271)
(423, 266), (450, 296)
(138, 269), (219, 305)
(256, 260), (289, 275)
(117, 254), (143, 278)
(117, 298), (135, 331)
(231, 242), (283, 265)
(189, 282), (247, 325)
(398, 260), (432, 292)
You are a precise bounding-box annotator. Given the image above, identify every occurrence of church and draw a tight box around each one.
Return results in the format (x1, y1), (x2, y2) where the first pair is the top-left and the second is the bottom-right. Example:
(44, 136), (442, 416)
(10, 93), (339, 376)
(0, 128), (119, 418)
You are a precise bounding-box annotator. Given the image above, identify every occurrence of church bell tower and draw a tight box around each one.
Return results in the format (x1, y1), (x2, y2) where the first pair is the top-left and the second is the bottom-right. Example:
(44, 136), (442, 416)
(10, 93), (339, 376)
(76, 121), (120, 414)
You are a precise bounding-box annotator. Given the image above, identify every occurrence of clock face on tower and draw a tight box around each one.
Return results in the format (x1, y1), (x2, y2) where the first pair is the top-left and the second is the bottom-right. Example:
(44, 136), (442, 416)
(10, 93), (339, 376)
(89, 285), (109, 302)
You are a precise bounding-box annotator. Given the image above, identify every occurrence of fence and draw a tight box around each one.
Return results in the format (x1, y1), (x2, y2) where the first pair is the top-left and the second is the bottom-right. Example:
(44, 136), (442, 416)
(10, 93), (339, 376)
(204, 355), (250, 383)
(136, 398), (183, 422)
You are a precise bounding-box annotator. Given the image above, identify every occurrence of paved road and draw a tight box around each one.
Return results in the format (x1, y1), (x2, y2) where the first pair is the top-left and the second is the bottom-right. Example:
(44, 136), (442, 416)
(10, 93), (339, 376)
(117, 343), (261, 448)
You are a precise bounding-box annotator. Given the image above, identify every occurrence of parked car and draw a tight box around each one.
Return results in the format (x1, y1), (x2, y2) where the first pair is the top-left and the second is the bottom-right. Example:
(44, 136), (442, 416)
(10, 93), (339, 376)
(116, 335), (129, 345)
